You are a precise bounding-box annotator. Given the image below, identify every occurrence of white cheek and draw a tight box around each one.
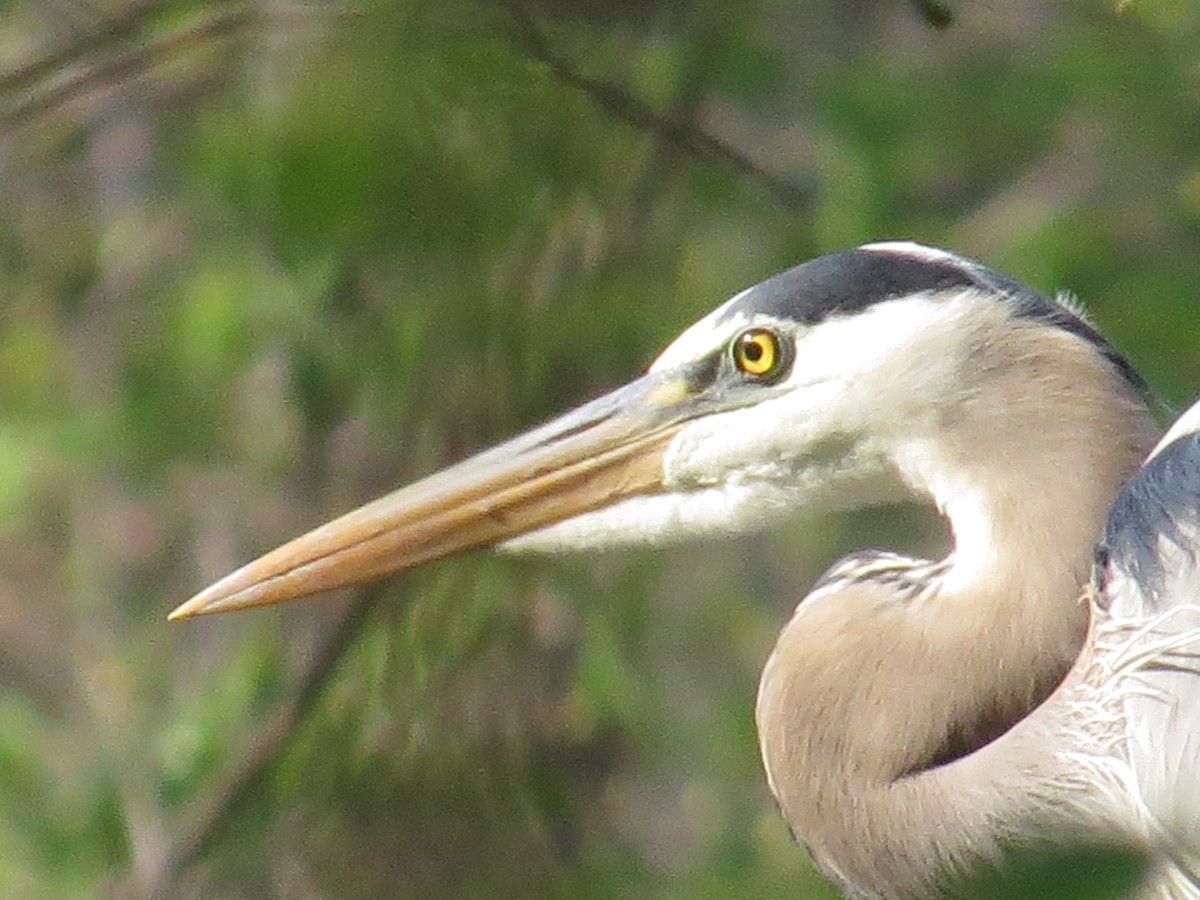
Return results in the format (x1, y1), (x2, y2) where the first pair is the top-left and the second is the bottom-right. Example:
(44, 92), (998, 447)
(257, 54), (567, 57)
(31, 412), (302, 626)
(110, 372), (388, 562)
(665, 405), (907, 512)
(663, 389), (842, 489)
(782, 295), (953, 394)
(498, 481), (791, 555)
(499, 400), (910, 557)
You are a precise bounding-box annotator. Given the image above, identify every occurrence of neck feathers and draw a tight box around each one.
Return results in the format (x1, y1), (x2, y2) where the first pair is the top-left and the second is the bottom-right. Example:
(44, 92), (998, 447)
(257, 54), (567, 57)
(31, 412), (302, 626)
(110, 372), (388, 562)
(756, 309), (1157, 897)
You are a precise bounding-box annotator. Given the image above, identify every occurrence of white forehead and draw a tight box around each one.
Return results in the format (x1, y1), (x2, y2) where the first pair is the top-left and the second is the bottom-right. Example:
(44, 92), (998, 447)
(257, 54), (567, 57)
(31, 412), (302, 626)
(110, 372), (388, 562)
(650, 242), (976, 374)
(648, 286), (757, 373)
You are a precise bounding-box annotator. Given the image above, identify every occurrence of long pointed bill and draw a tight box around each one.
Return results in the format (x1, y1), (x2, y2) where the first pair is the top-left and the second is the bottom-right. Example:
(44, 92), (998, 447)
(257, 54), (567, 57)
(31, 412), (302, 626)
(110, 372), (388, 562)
(170, 372), (699, 620)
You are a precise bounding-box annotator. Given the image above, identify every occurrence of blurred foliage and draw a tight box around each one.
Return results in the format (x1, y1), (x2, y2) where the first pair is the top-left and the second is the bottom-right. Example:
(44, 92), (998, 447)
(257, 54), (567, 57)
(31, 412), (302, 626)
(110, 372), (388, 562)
(0, 0), (1196, 897)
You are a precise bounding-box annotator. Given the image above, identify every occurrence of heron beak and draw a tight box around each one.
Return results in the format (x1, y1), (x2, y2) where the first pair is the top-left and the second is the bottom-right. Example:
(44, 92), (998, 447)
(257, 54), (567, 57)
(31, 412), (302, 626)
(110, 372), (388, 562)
(169, 372), (696, 620)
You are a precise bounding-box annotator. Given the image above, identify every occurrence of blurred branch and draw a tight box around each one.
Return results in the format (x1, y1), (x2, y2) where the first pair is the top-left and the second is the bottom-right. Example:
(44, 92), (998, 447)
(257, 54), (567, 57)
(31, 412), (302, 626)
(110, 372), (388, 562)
(150, 586), (388, 898)
(501, 1), (812, 212)
(0, 2), (334, 134)
(0, 1), (159, 97)
(0, 5), (251, 133)
(909, 0), (954, 30)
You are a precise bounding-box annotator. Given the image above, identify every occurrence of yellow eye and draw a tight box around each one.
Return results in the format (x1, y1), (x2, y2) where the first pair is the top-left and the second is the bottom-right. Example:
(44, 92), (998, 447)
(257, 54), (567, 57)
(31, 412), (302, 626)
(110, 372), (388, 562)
(733, 328), (785, 379)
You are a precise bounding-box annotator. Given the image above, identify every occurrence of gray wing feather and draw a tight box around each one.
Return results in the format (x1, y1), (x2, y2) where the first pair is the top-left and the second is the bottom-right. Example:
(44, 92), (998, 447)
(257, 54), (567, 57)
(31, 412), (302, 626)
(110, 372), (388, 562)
(1098, 397), (1200, 895)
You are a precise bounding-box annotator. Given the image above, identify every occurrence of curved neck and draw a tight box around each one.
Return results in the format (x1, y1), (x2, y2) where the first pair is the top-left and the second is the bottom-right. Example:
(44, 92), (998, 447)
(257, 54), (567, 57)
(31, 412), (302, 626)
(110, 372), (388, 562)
(756, 329), (1157, 897)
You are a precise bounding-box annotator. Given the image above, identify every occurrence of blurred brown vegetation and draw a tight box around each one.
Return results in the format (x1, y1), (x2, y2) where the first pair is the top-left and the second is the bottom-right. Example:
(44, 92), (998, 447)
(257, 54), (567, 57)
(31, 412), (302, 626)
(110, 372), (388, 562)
(0, 0), (1197, 897)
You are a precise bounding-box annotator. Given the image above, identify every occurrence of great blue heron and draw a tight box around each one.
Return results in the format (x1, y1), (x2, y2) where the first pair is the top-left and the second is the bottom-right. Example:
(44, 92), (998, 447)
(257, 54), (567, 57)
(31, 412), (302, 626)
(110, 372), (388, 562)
(171, 242), (1200, 898)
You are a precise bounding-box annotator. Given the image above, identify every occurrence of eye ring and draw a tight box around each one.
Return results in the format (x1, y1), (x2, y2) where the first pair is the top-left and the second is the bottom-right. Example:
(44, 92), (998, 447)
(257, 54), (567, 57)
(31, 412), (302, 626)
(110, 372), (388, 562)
(732, 328), (788, 380)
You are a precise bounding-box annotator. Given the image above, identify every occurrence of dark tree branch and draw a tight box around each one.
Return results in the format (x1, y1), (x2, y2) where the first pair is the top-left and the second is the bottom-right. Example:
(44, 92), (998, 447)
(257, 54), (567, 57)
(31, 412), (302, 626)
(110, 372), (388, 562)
(501, 1), (812, 212)
(0, 0), (159, 97)
(910, 0), (955, 30)
(0, 3), (339, 134)
(149, 585), (388, 899)
(0, 6), (254, 133)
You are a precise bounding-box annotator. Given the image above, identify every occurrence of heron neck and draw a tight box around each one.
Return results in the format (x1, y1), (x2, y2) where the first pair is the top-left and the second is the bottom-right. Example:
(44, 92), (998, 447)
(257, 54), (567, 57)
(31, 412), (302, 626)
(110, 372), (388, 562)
(757, 349), (1157, 897)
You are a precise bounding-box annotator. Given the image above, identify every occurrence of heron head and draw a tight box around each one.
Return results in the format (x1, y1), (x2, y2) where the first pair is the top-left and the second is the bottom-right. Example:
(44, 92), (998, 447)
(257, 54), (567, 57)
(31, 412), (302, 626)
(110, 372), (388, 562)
(170, 242), (1127, 619)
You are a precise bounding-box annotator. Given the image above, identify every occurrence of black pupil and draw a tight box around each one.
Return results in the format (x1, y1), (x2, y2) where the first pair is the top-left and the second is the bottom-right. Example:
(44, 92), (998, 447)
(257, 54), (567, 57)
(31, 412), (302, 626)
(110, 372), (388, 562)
(743, 339), (764, 362)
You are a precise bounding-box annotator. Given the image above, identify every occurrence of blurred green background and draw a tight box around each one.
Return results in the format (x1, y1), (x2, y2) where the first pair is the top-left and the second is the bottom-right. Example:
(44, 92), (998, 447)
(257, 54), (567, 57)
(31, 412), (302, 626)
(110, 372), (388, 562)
(0, 0), (1197, 897)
